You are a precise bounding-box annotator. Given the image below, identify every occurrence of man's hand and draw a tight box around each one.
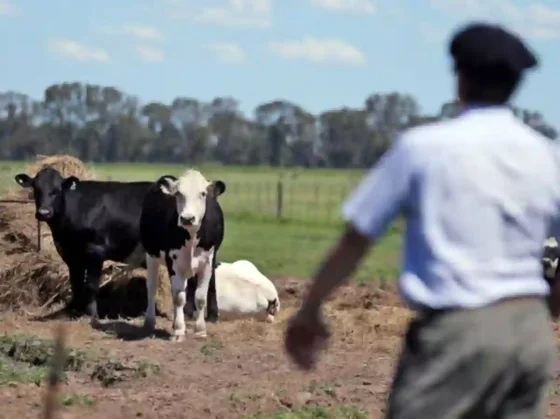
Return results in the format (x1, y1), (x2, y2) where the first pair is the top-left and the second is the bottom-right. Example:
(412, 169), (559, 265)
(283, 225), (371, 370)
(284, 306), (331, 371)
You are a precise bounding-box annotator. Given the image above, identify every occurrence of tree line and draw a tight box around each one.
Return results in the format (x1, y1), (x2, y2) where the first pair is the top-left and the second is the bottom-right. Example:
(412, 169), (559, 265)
(0, 82), (557, 168)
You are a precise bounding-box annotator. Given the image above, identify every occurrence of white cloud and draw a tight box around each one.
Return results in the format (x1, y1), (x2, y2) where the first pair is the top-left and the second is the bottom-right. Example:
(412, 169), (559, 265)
(429, 0), (560, 41)
(98, 24), (164, 41)
(310, 0), (375, 15)
(429, 0), (485, 17)
(268, 37), (366, 65)
(136, 45), (165, 63)
(207, 42), (247, 64)
(46, 38), (110, 63)
(123, 24), (164, 41)
(528, 4), (560, 26)
(160, 0), (191, 20)
(195, 0), (272, 29)
(208, 42), (247, 64)
(0, 1), (21, 17)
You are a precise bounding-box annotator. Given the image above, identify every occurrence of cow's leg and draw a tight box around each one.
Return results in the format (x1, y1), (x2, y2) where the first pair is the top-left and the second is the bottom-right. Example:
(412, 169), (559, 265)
(184, 276), (197, 320)
(84, 258), (103, 324)
(170, 273), (188, 342)
(205, 269), (219, 323)
(194, 252), (215, 338)
(66, 262), (86, 317)
(143, 254), (160, 332)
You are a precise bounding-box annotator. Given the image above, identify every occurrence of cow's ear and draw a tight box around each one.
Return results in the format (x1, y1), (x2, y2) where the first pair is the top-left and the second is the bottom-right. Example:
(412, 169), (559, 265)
(158, 176), (178, 196)
(208, 180), (226, 197)
(14, 174), (32, 188)
(62, 176), (79, 191)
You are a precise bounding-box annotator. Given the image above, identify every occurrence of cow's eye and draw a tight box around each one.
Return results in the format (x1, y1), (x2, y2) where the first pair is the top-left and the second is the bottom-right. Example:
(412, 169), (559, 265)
(200, 191), (207, 198)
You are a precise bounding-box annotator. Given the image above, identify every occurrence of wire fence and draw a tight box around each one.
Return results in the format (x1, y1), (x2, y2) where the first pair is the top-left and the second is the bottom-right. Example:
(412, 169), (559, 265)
(0, 178), (353, 260)
(0, 170), (389, 281)
(0, 171), (355, 227)
(217, 180), (352, 226)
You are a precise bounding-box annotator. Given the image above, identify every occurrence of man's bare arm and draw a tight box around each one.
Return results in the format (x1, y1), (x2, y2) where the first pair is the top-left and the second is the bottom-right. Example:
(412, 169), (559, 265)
(299, 225), (372, 315)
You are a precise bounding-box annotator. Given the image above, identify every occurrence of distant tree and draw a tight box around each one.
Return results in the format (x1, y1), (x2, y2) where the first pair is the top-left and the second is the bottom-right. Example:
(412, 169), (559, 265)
(0, 82), (556, 167)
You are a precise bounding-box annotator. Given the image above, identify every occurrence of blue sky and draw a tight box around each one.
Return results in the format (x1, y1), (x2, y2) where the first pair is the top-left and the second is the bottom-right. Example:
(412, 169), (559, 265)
(1, 0), (559, 126)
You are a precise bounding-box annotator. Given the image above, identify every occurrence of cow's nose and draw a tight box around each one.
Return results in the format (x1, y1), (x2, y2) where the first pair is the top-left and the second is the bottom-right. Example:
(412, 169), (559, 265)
(36, 208), (52, 220)
(179, 215), (195, 226)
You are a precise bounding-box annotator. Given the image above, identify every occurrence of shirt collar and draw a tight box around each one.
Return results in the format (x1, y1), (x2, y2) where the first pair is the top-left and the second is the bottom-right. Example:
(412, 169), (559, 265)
(460, 103), (514, 117)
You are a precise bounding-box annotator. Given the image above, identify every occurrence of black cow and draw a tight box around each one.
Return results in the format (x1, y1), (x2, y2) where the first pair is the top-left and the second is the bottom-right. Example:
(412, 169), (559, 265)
(140, 169), (225, 341)
(14, 167), (153, 321)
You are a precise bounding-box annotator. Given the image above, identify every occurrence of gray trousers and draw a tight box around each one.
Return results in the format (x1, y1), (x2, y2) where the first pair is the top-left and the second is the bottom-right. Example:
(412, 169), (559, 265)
(386, 297), (557, 419)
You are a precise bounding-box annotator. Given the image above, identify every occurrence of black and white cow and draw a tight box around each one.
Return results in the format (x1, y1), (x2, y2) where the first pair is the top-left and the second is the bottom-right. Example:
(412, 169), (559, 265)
(542, 236), (560, 286)
(14, 167), (153, 321)
(140, 169), (225, 341)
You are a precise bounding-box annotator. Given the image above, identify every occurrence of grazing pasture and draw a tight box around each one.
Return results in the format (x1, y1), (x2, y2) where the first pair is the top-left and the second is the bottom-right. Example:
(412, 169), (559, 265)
(0, 161), (403, 281)
(1, 160), (559, 418)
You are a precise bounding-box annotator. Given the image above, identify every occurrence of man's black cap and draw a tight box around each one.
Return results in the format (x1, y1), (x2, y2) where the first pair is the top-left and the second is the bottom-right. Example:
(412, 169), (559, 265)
(449, 22), (538, 82)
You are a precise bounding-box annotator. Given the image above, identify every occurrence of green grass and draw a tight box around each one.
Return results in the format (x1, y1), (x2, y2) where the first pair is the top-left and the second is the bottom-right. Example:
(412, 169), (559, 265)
(244, 406), (368, 418)
(221, 218), (402, 281)
(0, 355), (50, 386)
(0, 333), (160, 387)
(0, 161), (403, 281)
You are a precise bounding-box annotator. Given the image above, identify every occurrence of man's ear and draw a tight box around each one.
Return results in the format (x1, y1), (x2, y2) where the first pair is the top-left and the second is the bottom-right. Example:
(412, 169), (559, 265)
(208, 180), (226, 197)
(62, 176), (79, 191)
(14, 174), (32, 188)
(158, 176), (179, 195)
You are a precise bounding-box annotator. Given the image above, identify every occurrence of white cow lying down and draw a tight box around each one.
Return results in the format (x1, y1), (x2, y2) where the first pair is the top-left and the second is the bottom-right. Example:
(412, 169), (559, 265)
(196, 260), (280, 322)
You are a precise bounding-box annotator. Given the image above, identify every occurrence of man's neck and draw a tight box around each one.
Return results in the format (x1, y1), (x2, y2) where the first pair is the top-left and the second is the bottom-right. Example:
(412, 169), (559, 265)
(461, 101), (508, 111)
(459, 102), (512, 116)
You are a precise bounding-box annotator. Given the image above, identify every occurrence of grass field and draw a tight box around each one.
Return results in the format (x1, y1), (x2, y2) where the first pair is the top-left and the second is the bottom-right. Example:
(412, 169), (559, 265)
(0, 160), (403, 282)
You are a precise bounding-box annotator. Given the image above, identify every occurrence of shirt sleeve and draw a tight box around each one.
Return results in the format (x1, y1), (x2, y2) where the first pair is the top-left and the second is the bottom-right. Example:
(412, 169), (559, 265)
(341, 134), (414, 241)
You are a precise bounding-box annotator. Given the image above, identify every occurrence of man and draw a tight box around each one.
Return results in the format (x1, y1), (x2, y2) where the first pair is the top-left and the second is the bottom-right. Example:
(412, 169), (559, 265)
(284, 22), (560, 418)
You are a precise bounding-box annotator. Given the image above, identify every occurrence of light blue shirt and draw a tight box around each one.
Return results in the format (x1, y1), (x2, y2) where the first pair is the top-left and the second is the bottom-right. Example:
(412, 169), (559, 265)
(342, 106), (560, 310)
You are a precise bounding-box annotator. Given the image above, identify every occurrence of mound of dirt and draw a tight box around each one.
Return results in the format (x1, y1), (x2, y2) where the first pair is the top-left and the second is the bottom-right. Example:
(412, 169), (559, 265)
(0, 155), (169, 318)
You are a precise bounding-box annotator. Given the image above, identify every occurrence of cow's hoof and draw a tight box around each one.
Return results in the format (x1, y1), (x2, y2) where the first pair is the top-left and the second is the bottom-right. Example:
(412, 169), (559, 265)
(64, 306), (83, 320)
(171, 334), (185, 343)
(205, 313), (219, 323)
(89, 316), (101, 328)
(85, 302), (98, 320)
(194, 330), (207, 339)
(266, 314), (275, 323)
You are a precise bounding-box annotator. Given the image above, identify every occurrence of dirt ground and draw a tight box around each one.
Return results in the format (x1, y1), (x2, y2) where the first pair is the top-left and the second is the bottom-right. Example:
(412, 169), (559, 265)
(1, 279), (560, 419)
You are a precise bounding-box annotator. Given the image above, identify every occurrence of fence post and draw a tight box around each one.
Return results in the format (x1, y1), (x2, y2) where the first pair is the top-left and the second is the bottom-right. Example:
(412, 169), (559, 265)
(42, 324), (66, 419)
(276, 179), (284, 219)
(37, 220), (42, 251)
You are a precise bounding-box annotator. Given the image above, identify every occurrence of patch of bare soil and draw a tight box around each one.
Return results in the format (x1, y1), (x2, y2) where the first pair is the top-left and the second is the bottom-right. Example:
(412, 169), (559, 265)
(0, 279), (559, 419)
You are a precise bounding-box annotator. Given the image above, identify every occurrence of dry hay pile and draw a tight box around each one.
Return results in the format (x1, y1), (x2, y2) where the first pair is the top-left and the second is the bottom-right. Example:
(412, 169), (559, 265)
(214, 278), (411, 354)
(5, 154), (97, 202)
(0, 154), (171, 318)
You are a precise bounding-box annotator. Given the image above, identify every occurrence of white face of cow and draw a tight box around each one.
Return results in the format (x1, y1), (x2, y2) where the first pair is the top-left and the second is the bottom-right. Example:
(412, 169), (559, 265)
(159, 170), (225, 233)
(542, 236), (559, 280)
